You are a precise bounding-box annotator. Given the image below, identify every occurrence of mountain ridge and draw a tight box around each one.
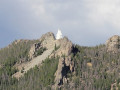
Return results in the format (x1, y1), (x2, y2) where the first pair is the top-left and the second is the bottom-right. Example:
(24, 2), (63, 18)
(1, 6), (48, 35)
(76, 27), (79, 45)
(0, 32), (120, 90)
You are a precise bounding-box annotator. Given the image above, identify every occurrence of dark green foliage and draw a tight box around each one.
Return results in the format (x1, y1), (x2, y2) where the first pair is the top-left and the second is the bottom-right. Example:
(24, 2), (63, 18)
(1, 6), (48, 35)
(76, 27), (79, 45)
(0, 56), (59, 90)
(0, 40), (39, 90)
(18, 57), (59, 90)
(70, 44), (120, 90)
(0, 57), (18, 77)
(4, 57), (16, 67)
(36, 47), (46, 56)
(39, 57), (59, 86)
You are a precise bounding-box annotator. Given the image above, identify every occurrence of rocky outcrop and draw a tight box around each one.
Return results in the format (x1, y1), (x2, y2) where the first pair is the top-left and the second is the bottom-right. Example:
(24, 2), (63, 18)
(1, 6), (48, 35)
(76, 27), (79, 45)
(28, 43), (41, 60)
(54, 56), (74, 88)
(50, 37), (73, 58)
(106, 35), (120, 53)
(28, 32), (74, 89)
(38, 32), (73, 57)
(40, 32), (56, 49)
(53, 37), (74, 89)
(28, 32), (55, 60)
(13, 32), (75, 82)
(56, 37), (73, 56)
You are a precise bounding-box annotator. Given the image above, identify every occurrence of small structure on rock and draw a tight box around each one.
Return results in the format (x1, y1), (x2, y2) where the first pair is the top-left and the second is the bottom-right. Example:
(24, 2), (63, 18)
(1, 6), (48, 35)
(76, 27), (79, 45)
(56, 29), (63, 40)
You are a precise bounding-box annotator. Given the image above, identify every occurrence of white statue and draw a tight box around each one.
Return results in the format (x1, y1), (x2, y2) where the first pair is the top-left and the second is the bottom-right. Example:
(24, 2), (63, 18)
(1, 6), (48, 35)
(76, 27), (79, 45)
(56, 29), (63, 40)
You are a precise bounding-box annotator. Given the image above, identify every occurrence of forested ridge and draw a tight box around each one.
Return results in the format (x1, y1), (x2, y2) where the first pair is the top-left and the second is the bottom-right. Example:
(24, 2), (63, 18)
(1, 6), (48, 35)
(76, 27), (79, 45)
(71, 44), (120, 90)
(0, 37), (120, 90)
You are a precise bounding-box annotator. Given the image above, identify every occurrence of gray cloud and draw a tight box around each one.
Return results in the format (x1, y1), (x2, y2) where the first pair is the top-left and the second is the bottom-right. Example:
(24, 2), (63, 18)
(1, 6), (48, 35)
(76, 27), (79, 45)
(0, 0), (120, 48)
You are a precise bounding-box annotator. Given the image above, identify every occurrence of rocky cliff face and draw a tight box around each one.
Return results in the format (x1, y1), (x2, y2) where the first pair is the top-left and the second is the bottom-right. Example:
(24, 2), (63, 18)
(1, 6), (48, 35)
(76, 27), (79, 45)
(50, 37), (73, 57)
(28, 32), (55, 60)
(28, 32), (74, 89)
(106, 35), (120, 53)
(50, 37), (73, 89)
(54, 56), (74, 88)
(40, 32), (56, 49)
(28, 43), (41, 60)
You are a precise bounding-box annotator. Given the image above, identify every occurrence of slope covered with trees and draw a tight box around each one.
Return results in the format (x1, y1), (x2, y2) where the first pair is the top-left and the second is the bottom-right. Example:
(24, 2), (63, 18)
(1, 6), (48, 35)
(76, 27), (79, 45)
(0, 57), (59, 90)
(0, 35), (120, 90)
(63, 44), (120, 90)
(0, 40), (39, 90)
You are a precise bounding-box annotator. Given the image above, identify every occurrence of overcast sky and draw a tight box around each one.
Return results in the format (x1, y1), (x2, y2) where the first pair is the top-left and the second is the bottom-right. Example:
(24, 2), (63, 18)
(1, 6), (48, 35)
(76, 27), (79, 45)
(0, 0), (120, 48)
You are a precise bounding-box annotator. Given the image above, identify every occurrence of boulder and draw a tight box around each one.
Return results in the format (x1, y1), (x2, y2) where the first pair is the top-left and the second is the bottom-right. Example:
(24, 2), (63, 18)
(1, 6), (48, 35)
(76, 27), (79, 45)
(106, 35), (120, 53)
(40, 32), (56, 49)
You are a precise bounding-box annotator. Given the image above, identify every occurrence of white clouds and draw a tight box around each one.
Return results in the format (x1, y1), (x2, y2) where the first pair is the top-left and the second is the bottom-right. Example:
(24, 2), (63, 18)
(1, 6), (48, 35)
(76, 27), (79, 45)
(85, 0), (120, 29)
(32, 5), (45, 15)
(1, 0), (120, 47)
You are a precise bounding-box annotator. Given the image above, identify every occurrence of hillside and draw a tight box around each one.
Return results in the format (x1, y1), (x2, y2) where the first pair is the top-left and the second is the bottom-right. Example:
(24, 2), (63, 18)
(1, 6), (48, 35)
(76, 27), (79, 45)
(0, 32), (120, 90)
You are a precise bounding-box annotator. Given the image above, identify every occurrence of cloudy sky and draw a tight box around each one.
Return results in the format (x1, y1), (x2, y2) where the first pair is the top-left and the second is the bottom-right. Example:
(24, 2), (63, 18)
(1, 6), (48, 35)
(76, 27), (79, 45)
(0, 0), (120, 48)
